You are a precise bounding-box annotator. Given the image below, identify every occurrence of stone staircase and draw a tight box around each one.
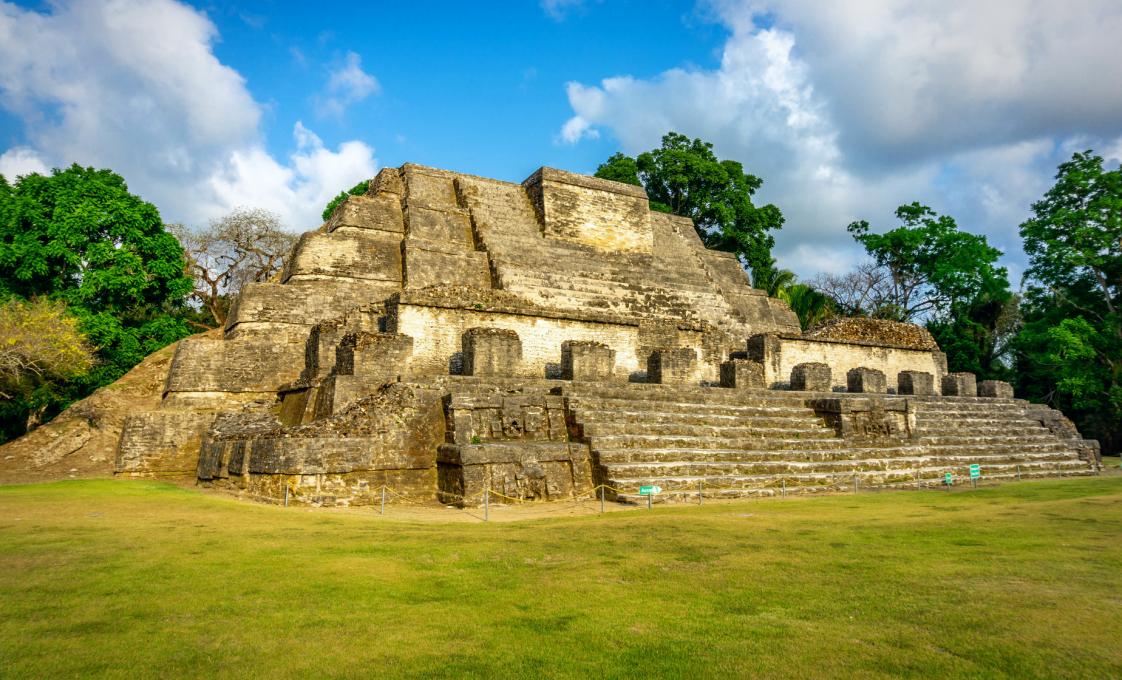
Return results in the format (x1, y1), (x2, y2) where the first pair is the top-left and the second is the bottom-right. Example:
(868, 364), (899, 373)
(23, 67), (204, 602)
(563, 384), (1096, 503)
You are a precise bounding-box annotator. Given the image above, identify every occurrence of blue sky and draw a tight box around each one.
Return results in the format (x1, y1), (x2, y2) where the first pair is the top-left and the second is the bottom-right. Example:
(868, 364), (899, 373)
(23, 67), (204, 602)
(2, 0), (1121, 282)
(200, 0), (728, 180)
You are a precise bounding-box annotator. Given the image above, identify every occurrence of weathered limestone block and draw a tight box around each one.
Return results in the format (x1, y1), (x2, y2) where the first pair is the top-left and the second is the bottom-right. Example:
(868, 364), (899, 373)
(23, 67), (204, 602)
(281, 230), (402, 283)
(810, 397), (909, 440)
(463, 328), (522, 376)
(720, 359), (765, 389)
(897, 370), (935, 396)
(647, 348), (697, 385)
(371, 167), (404, 196)
(791, 362), (831, 392)
(335, 332), (413, 381)
(403, 164), (459, 209)
(325, 193), (403, 234)
(164, 326), (307, 393)
(445, 392), (567, 445)
(437, 441), (592, 503)
(402, 239), (491, 290)
(225, 280), (395, 330)
(941, 371), (977, 396)
(116, 411), (217, 478)
(847, 367), (887, 394)
(560, 340), (615, 381)
(404, 204), (473, 244)
(523, 167), (653, 254)
(978, 380), (1014, 399)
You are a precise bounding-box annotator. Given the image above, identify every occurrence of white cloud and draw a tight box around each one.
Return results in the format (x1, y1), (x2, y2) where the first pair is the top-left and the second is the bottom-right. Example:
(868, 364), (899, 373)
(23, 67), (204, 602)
(0, 0), (377, 230)
(0, 146), (49, 179)
(561, 1), (1122, 279)
(316, 51), (380, 119)
(206, 122), (377, 228)
(541, 0), (588, 21)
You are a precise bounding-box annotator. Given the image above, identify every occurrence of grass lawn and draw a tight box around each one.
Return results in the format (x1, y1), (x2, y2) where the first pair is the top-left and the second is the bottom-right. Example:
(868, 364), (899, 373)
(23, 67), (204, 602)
(1, 477), (1120, 679)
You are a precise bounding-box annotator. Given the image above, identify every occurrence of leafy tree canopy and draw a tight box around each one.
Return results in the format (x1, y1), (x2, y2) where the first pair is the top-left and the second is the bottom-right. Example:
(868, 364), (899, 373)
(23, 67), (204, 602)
(845, 203), (1010, 322)
(1014, 150), (1121, 452)
(0, 164), (194, 437)
(595, 132), (784, 284)
(321, 179), (371, 222)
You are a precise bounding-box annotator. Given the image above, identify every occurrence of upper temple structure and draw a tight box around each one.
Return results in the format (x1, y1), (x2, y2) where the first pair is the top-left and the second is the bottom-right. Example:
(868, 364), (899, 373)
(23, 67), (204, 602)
(114, 163), (1102, 505)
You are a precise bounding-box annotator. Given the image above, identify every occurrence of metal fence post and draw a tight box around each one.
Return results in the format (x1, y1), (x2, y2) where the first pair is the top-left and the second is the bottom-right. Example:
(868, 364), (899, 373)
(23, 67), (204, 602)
(647, 491), (652, 511)
(284, 485), (289, 508)
(600, 486), (605, 514)
(781, 478), (786, 497)
(1016, 464), (1021, 481)
(853, 476), (858, 494)
(484, 488), (489, 521)
(698, 480), (703, 506)
(380, 486), (386, 516)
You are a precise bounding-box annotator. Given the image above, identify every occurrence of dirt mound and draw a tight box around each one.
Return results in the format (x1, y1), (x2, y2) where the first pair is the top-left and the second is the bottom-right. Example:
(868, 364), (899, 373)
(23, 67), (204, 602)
(0, 333), (208, 484)
(806, 317), (938, 350)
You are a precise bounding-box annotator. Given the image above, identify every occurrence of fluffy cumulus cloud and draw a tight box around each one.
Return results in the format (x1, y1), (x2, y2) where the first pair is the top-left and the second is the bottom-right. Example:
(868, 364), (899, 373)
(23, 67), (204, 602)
(316, 51), (380, 119)
(0, 0), (377, 230)
(561, 0), (1122, 278)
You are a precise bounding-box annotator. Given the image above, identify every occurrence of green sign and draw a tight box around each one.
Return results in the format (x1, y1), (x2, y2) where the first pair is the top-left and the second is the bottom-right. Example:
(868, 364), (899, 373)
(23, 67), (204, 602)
(639, 485), (662, 495)
(969, 464), (981, 479)
(944, 472), (953, 486)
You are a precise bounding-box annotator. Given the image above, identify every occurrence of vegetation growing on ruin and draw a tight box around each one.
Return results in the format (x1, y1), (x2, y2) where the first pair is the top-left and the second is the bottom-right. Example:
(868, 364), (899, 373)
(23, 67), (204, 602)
(321, 178), (370, 221)
(1, 476), (1120, 678)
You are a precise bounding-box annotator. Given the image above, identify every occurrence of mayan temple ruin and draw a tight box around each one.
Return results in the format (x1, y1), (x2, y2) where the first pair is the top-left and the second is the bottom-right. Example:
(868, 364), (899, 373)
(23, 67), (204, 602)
(111, 163), (1102, 506)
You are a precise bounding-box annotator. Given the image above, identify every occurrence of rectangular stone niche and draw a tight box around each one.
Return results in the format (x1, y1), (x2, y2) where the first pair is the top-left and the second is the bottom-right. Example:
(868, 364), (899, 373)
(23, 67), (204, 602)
(560, 340), (615, 381)
(462, 327), (522, 376)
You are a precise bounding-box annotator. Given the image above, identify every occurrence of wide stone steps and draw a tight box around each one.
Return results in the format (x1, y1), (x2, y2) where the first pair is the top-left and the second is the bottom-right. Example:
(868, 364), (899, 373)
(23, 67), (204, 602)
(579, 419), (828, 437)
(613, 465), (1096, 503)
(590, 434), (846, 453)
(915, 424), (1049, 436)
(593, 442), (1075, 465)
(603, 454), (1089, 480)
(562, 384), (1093, 504)
(609, 461), (1095, 499)
(915, 433), (1060, 446)
(573, 411), (824, 430)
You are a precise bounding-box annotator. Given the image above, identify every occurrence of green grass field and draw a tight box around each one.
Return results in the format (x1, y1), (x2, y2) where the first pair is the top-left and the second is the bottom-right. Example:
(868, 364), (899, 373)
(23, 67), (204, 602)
(2, 476), (1120, 679)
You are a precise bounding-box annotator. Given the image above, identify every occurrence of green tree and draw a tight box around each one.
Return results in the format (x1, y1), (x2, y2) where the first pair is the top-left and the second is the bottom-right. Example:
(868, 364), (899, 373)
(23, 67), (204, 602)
(321, 179), (370, 222)
(846, 203), (1010, 322)
(0, 164), (194, 439)
(595, 132), (785, 285)
(780, 283), (836, 332)
(838, 203), (1013, 380)
(1014, 150), (1121, 452)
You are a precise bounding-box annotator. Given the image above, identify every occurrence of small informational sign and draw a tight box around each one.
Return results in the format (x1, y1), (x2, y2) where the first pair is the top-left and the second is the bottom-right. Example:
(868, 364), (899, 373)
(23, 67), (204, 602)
(969, 464), (981, 479)
(944, 472), (953, 486)
(639, 485), (662, 495)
